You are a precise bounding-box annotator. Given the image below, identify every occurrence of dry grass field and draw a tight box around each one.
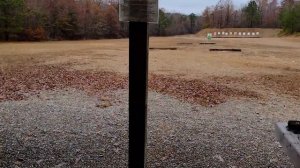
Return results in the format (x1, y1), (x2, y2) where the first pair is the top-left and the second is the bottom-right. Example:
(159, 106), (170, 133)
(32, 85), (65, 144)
(1, 32), (300, 167)
(1, 35), (300, 99)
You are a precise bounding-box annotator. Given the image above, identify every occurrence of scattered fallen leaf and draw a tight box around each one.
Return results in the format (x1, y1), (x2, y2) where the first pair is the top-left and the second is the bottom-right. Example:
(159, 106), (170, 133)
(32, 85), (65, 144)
(0, 65), (261, 107)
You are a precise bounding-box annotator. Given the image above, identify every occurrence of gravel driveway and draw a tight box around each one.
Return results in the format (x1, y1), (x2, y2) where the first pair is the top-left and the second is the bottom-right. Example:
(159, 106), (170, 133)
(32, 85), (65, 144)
(0, 89), (299, 167)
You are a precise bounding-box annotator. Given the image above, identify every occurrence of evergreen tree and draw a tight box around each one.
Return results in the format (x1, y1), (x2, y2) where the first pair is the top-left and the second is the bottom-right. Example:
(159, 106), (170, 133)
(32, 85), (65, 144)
(280, 3), (300, 33)
(243, 1), (260, 27)
(189, 13), (196, 33)
(158, 9), (171, 35)
(0, 0), (25, 41)
(61, 10), (79, 39)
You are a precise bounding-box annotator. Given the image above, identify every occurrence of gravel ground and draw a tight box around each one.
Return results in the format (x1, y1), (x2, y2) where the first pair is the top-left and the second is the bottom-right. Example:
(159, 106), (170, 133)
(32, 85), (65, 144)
(0, 89), (299, 168)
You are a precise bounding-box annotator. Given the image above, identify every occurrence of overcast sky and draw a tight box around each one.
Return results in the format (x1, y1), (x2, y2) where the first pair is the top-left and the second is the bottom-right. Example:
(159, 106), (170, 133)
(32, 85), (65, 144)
(159, 0), (249, 15)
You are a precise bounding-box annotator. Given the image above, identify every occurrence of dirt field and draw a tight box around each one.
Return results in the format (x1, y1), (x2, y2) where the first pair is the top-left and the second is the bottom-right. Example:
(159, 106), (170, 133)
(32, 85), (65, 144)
(1, 35), (300, 78)
(1, 35), (300, 99)
(1, 34), (300, 167)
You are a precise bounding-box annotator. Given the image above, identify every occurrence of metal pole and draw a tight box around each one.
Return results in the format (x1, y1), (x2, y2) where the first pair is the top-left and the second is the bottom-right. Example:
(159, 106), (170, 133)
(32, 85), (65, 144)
(128, 21), (149, 168)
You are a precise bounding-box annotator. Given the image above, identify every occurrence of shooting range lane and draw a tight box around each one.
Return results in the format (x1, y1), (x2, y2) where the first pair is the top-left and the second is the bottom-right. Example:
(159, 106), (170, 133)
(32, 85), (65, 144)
(1, 30), (300, 167)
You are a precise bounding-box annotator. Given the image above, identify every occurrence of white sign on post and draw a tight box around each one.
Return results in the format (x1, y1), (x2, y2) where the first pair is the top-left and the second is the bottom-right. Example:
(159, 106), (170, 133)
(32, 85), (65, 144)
(119, 0), (159, 23)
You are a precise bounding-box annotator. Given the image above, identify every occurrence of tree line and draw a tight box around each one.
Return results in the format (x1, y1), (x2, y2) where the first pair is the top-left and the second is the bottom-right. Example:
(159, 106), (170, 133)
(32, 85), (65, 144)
(0, 0), (299, 41)
(151, 9), (201, 36)
(0, 0), (201, 41)
(0, 0), (122, 41)
(201, 0), (300, 33)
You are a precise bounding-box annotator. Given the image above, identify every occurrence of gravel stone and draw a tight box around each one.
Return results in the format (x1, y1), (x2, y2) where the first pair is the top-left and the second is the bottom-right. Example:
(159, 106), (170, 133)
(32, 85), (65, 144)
(0, 88), (299, 167)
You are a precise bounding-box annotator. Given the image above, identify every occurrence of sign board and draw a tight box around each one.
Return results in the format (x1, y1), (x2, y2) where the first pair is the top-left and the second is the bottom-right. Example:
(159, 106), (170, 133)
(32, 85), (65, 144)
(119, 0), (159, 23)
(207, 33), (212, 40)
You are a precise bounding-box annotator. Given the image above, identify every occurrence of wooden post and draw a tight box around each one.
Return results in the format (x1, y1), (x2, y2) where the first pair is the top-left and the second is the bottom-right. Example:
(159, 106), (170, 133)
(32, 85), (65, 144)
(128, 21), (149, 168)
